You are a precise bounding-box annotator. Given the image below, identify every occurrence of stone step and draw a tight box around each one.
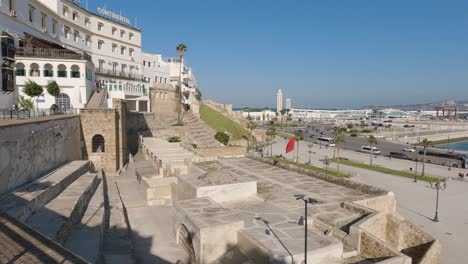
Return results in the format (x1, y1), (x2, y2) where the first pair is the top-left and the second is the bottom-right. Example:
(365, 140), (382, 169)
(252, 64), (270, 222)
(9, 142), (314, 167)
(102, 175), (134, 264)
(0, 160), (92, 222)
(65, 179), (105, 263)
(25, 172), (101, 246)
(342, 245), (358, 259)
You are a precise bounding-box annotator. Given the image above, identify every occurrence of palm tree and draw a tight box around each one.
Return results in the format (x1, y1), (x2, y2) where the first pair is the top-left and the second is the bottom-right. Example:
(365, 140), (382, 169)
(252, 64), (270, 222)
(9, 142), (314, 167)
(295, 132), (304, 164)
(334, 134), (345, 173)
(333, 127), (345, 159)
(280, 109), (286, 127)
(176, 43), (188, 123)
(246, 117), (257, 150)
(367, 135), (378, 166)
(286, 112), (292, 128)
(266, 124), (277, 156)
(421, 138), (432, 176)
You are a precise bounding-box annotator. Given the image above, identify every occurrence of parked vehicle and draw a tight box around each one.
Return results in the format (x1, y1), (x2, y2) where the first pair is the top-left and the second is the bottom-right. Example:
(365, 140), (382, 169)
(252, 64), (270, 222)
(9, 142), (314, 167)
(317, 137), (335, 147)
(403, 147), (415, 152)
(389, 152), (409, 160)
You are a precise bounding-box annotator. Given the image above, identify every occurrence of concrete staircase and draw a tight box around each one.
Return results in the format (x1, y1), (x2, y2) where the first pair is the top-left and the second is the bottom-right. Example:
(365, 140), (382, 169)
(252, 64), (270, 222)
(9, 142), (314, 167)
(87, 89), (107, 109)
(0, 161), (136, 264)
(183, 111), (224, 148)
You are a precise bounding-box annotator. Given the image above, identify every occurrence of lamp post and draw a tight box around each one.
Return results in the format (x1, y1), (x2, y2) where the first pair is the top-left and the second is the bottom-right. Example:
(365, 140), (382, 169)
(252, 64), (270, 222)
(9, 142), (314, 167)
(295, 194), (318, 264)
(322, 156), (330, 176)
(433, 178), (442, 222)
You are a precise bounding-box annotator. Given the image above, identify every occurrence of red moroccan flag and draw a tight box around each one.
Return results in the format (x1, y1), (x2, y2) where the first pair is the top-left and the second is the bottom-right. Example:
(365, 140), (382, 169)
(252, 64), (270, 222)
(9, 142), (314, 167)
(286, 137), (296, 154)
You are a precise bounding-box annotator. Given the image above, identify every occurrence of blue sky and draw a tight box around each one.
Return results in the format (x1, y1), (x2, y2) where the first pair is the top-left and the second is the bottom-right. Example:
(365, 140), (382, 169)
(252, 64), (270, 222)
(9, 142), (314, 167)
(85, 0), (468, 108)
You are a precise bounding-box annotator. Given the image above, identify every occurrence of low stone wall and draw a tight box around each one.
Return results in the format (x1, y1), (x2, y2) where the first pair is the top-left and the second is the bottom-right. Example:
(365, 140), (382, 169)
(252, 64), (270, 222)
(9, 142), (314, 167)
(195, 146), (246, 158)
(353, 194), (397, 214)
(0, 115), (82, 196)
(248, 155), (389, 196)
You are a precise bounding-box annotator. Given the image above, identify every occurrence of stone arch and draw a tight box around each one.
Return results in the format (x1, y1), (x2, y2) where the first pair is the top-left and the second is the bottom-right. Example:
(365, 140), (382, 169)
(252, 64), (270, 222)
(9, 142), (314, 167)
(91, 134), (105, 153)
(44, 63), (53, 77)
(178, 224), (196, 263)
(30, 63), (40, 77)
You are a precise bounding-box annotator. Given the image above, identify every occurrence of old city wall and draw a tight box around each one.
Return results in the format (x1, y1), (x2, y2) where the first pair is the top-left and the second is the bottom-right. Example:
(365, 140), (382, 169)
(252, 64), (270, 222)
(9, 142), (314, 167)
(150, 86), (178, 125)
(0, 116), (82, 196)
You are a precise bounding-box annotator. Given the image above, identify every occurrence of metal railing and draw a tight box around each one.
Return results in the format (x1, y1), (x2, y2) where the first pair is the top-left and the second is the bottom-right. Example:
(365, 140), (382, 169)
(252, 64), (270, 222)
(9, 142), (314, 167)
(15, 47), (92, 61)
(0, 108), (78, 120)
(95, 68), (148, 82)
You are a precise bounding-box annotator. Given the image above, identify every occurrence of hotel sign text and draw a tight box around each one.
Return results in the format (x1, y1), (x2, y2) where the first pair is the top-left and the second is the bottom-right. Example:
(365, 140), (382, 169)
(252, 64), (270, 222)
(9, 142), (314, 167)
(97, 7), (131, 26)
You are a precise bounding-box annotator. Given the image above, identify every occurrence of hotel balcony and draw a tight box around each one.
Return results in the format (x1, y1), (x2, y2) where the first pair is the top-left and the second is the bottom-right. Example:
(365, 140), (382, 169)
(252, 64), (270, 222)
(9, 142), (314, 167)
(96, 68), (148, 83)
(15, 47), (91, 61)
(106, 82), (148, 97)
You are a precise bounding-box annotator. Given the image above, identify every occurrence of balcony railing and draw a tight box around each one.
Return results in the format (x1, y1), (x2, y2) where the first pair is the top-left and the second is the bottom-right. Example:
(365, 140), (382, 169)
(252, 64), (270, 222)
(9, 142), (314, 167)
(95, 68), (148, 83)
(15, 47), (92, 61)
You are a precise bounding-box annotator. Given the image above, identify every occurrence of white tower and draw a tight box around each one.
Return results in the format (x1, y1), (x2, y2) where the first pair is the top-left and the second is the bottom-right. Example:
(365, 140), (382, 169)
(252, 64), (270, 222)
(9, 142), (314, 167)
(277, 89), (283, 113)
(285, 98), (291, 110)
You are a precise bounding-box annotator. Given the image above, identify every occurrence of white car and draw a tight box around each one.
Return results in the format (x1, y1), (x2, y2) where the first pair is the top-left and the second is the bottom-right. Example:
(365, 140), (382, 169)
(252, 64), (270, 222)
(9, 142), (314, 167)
(403, 147), (416, 152)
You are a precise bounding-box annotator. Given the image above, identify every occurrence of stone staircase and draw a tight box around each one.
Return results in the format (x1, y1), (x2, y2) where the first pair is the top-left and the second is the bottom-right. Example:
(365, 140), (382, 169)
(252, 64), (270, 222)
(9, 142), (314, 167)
(183, 111), (224, 148)
(0, 161), (135, 264)
(86, 89), (107, 109)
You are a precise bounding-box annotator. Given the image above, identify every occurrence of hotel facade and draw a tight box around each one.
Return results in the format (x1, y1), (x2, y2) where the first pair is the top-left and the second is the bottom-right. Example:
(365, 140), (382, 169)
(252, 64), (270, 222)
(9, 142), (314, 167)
(0, 0), (197, 112)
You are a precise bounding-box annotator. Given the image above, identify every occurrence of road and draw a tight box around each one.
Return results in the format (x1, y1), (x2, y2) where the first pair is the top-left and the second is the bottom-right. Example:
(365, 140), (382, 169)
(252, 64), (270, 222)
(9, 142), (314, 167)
(268, 137), (468, 264)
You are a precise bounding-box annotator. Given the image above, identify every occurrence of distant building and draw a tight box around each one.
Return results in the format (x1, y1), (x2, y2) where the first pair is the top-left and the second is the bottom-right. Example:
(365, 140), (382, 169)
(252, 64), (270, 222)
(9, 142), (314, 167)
(276, 89), (282, 113)
(285, 98), (291, 110)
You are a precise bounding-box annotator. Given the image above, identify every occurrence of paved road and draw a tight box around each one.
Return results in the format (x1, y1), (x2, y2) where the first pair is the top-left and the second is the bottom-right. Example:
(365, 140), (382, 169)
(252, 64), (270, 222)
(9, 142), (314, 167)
(268, 138), (468, 264)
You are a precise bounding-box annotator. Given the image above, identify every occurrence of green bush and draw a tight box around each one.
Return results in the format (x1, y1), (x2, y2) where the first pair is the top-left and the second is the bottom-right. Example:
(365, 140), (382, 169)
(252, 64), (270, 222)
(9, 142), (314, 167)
(350, 133), (358, 137)
(215, 132), (230, 145)
(192, 143), (198, 149)
(361, 129), (372, 133)
(46, 81), (60, 97)
(168, 136), (181, 143)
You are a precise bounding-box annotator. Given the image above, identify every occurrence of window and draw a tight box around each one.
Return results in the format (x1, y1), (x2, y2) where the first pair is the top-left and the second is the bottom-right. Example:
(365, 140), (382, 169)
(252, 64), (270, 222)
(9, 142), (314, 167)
(92, 134), (105, 152)
(148, 77), (151, 83)
(112, 63), (118, 74)
(121, 64), (127, 74)
(98, 60), (104, 71)
(73, 31), (79, 42)
(41, 13), (47, 29)
(43, 63), (53, 77)
(148, 62), (151, 67)
(72, 11), (78, 21)
(121, 46), (126, 55)
(129, 32), (134, 40)
(143, 61), (146, 66)
(160, 77), (162, 83)
(98, 40), (104, 50)
(129, 48), (134, 57)
(120, 30), (125, 38)
(28, 5), (35, 23)
(58, 64), (67, 77)
(164, 78), (167, 83)
(71, 65), (80, 78)
(112, 44), (117, 53)
(30, 63), (40, 77)
(85, 35), (91, 47)
(112, 27), (117, 35)
(52, 19), (57, 34)
(98, 22), (103, 31)
(15, 63), (25, 76)
(85, 17), (90, 27)
(56, 93), (70, 109)
(64, 26), (71, 39)
(62, 5), (69, 16)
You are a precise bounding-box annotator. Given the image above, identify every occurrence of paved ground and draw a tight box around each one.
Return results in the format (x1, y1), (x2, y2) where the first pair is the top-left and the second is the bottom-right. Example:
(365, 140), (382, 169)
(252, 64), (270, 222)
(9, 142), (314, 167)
(271, 137), (468, 264)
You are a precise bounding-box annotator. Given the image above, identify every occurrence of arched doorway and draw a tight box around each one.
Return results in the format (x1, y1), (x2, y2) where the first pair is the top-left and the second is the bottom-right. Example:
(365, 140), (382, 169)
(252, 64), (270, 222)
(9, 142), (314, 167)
(55, 93), (70, 110)
(179, 225), (196, 263)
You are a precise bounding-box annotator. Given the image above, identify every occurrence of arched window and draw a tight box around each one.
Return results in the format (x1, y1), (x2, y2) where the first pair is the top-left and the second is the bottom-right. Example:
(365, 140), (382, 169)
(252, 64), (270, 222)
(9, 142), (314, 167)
(44, 63), (53, 77)
(15, 62), (25, 76)
(71, 65), (80, 78)
(30, 63), (40, 77)
(55, 93), (70, 109)
(58, 64), (67, 77)
(92, 134), (105, 152)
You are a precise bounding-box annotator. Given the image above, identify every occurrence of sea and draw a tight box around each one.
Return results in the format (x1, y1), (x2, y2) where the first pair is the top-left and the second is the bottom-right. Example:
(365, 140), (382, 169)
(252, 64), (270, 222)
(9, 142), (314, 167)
(436, 140), (468, 152)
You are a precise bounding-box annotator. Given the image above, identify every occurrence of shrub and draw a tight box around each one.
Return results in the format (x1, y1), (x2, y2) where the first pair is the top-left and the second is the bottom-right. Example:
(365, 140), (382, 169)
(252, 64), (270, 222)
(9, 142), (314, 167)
(361, 129), (372, 133)
(18, 95), (34, 109)
(215, 131), (230, 145)
(168, 136), (181, 143)
(192, 143), (198, 149)
(23, 80), (43, 108)
(350, 133), (358, 137)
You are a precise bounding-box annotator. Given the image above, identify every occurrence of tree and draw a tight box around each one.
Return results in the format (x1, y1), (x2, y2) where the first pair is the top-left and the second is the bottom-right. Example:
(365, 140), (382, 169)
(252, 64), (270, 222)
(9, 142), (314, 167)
(367, 135), (378, 166)
(286, 112), (292, 128)
(280, 109), (286, 127)
(46, 81), (60, 97)
(176, 43), (188, 123)
(275, 112), (279, 125)
(266, 124), (277, 156)
(421, 138), (432, 176)
(246, 116), (257, 150)
(195, 88), (202, 101)
(333, 127), (345, 159)
(18, 95), (34, 109)
(23, 80), (43, 109)
(295, 132), (304, 164)
(334, 127), (345, 173)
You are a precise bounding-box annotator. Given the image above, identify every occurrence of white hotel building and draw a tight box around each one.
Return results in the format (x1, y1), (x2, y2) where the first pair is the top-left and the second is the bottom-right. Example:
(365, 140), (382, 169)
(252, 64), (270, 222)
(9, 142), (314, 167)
(0, 0), (197, 112)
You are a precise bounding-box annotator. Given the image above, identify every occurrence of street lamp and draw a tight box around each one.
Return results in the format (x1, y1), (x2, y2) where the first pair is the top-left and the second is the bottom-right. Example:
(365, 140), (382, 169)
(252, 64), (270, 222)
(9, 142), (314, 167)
(322, 156), (330, 176)
(433, 178), (444, 222)
(294, 194), (318, 264)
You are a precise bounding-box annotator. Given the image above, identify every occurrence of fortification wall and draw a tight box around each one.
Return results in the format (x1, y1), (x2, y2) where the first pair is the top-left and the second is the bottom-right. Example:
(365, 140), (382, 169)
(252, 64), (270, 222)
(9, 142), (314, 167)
(0, 116), (82, 196)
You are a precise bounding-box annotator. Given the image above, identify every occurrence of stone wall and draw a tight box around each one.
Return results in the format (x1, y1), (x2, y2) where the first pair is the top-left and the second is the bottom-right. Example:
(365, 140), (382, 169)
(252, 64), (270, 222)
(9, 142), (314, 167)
(80, 99), (128, 173)
(0, 115), (82, 195)
(149, 86), (178, 125)
(194, 146), (246, 158)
